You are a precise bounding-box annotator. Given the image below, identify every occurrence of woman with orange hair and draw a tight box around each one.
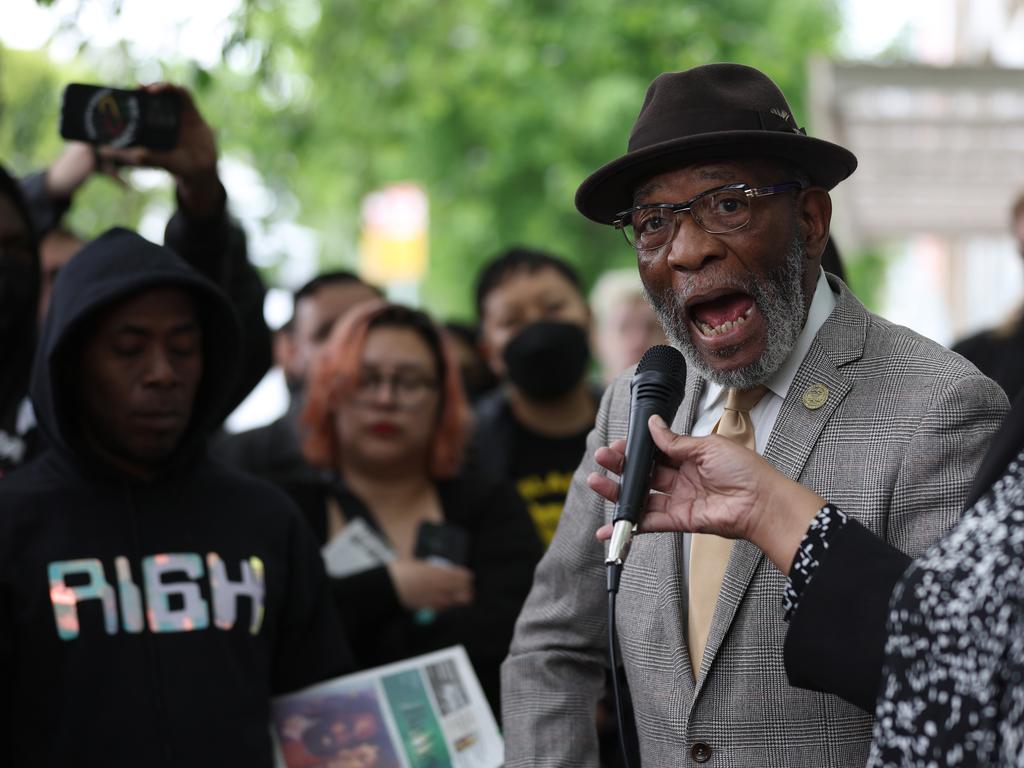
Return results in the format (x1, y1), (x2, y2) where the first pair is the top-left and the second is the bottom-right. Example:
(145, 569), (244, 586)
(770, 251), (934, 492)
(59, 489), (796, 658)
(289, 300), (541, 715)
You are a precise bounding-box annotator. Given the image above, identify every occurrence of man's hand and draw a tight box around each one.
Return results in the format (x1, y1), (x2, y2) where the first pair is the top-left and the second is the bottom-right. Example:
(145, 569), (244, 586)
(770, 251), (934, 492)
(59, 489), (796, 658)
(590, 415), (825, 575)
(98, 83), (222, 216)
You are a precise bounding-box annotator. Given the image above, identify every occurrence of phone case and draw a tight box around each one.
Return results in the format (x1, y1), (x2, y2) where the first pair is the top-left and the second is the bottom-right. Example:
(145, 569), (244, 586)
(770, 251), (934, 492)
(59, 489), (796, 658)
(59, 83), (181, 151)
(414, 522), (470, 565)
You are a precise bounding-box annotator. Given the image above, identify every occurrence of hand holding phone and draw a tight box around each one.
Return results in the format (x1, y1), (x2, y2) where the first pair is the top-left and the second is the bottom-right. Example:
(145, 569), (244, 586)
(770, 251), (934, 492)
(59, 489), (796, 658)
(407, 522), (472, 625)
(60, 83), (181, 150)
(58, 83), (221, 216)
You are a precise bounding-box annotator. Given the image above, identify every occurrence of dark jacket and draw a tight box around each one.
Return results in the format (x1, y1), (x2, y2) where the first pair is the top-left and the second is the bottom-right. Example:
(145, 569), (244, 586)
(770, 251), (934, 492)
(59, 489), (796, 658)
(0, 165), (40, 477)
(214, 397), (317, 484)
(0, 229), (350, 767)
(953, 322), (1024, 403)
(284, 468), (543, 717)
(163, 192), (272, 419)
(469, 387), (520, 481)
(784, 388), (1024, 712)
(470, 384), (604, 481)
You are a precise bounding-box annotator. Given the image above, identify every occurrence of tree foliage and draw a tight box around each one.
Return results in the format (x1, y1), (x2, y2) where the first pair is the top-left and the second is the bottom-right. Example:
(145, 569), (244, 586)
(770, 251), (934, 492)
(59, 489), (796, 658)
(210, 0), (840, 316)
(9, 0), (840, 318)
(0, 47), (66, 169)
(0, 45), (172, 238)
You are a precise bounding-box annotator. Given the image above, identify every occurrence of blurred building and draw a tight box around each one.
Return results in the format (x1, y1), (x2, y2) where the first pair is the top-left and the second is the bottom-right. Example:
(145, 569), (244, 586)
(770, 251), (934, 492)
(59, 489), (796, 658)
(816, 0), (1024, 345)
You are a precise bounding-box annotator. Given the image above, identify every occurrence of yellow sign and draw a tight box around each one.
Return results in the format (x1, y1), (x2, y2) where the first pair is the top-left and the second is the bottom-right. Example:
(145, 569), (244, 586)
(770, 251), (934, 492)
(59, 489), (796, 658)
(359, 183), (429, 284)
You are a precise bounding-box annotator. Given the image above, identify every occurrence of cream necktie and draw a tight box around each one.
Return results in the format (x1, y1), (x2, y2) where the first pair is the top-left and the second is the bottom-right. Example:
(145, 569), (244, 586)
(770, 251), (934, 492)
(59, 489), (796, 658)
(687, 385), (768, 676)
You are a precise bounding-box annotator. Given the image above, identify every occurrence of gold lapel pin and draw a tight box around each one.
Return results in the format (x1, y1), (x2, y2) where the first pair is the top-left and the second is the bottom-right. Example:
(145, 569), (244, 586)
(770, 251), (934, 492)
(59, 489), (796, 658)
(802, 383), (829, 410)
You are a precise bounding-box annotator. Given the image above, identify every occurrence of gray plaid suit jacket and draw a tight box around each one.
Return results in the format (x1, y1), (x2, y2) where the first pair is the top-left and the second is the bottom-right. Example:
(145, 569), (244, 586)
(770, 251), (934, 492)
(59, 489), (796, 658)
(501, 278), (1009, 767)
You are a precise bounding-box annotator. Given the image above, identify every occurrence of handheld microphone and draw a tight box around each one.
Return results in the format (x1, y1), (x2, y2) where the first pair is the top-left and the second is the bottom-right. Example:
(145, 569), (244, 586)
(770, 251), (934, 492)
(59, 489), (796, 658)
(605, 345), (686, 573)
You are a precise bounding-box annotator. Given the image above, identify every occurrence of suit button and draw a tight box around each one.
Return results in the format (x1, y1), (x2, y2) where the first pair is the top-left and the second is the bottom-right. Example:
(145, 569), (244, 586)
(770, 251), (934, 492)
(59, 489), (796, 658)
(691, 742), (713, 763)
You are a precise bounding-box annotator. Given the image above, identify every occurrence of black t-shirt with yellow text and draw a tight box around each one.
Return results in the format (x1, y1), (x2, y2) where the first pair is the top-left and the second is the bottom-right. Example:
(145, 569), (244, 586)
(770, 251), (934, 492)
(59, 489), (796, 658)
(509, 421), (590, 546)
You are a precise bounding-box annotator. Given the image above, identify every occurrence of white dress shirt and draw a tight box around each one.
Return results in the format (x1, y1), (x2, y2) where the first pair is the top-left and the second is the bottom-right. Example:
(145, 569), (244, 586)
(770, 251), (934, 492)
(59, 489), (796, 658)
(682, 269), (836, 575)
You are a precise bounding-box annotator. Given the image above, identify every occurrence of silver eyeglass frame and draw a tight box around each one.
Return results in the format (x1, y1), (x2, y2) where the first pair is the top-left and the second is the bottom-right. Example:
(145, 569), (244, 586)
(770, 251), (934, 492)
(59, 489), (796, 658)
(613, 180), (807, 251)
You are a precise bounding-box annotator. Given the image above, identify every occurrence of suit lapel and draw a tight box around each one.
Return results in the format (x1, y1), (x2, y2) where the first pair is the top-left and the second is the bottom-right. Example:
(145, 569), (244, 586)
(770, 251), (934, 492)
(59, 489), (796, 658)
(660, 372), (705, 693)
(693, 280), (868, 693)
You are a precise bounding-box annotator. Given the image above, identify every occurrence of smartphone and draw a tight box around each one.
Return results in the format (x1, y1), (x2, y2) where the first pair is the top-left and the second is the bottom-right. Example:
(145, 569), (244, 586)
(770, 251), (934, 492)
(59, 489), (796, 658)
(413, 522), (470, 625)
(414, 522), (469, 566)
(59, 83), (181, 151)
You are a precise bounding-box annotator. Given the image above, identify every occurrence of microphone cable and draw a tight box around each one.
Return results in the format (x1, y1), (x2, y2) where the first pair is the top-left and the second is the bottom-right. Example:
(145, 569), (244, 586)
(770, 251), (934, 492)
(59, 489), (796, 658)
(607, 560), (634, 768)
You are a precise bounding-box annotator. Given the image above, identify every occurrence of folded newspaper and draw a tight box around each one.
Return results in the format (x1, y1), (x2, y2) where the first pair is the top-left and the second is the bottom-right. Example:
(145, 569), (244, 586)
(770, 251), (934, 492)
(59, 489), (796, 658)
(272, 645), (503, 768)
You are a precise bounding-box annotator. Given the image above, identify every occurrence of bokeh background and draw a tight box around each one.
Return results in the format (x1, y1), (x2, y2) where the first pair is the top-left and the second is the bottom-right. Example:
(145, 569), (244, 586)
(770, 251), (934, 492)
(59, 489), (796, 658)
(3, 0), (1024, 426)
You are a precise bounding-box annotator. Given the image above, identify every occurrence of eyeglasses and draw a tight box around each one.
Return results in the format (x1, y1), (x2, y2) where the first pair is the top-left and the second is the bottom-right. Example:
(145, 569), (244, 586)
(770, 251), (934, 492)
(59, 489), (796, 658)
(353, 369), (440, 408)
(613, 181), (806, 252)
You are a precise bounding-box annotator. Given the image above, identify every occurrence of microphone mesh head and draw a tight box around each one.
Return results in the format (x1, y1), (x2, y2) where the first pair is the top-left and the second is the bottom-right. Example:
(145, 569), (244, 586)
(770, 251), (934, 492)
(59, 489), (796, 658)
(636, 344), (686, 378)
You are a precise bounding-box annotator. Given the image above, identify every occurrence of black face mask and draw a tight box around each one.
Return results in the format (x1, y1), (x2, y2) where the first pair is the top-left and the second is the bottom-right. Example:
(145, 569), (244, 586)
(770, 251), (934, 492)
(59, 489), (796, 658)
(503, 321), (590, 401)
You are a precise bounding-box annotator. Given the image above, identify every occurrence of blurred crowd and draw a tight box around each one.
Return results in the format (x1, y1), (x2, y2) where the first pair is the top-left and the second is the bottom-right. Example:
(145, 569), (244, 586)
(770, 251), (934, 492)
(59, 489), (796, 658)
(2, 78), (1024, 767)
(0, 81), (674, 765)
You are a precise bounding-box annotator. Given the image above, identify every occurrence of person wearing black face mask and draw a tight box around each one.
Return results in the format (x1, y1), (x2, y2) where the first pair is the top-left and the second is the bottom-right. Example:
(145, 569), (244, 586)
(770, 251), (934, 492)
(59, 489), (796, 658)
(472, 247), (599, 548)
(473, 248), (633, 767)
(0, 164), (41, 478)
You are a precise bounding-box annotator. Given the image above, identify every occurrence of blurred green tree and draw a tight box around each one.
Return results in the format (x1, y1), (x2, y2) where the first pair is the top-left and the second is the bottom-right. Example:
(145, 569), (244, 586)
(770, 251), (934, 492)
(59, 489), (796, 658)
(212, 0), (840, 317)
(10, 0), (840, 318)
(0, 47), (65, 169)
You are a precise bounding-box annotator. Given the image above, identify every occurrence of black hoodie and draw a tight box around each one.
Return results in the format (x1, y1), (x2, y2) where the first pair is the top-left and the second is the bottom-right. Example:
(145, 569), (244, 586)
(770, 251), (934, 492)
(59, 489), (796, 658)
(0, 164), (40, 475)
(0, 228), (350, 766)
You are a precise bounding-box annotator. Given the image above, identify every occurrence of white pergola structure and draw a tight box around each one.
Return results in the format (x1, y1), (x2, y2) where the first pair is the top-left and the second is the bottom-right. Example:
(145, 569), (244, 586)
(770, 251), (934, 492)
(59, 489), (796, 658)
(807, 59), (1024, 341)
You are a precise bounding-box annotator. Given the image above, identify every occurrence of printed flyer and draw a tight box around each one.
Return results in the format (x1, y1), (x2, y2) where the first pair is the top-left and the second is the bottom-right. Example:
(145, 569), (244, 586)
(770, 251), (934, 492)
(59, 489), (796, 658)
(272, 645), (503, 768)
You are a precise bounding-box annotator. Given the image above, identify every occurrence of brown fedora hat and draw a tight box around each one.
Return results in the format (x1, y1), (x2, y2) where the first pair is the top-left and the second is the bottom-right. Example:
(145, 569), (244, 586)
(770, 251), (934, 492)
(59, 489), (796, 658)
(575, 63), (857, 224)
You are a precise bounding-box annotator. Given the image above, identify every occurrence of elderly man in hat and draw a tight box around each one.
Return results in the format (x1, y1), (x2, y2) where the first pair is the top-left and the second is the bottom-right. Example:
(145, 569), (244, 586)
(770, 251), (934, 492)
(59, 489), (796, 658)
(500, 63), (1007, 767)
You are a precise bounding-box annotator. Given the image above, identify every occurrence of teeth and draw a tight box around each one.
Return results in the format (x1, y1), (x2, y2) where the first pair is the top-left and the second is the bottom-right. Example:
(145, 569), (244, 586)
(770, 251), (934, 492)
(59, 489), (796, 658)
(695, 305), (753, 337)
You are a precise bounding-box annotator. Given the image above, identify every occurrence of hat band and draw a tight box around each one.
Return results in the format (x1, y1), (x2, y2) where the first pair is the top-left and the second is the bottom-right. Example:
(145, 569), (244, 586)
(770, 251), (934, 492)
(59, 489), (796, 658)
(628, 108), (805, 152)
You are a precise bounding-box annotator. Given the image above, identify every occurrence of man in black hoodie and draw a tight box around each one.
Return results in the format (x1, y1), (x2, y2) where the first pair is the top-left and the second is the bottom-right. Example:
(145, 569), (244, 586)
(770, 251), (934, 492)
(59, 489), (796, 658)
(19, 84), (273, 423)
(3, 84), (273, 477)
(0, 227), (350, 766)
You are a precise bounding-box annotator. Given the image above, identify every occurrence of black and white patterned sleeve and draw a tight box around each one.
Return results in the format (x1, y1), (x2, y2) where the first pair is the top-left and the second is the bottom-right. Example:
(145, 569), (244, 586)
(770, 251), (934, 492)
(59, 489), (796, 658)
(782, 503), (849, 621)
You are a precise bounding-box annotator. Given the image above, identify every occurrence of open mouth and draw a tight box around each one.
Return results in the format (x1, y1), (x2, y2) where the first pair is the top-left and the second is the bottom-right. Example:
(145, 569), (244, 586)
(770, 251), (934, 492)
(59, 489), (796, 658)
(688, 292), (755, 338)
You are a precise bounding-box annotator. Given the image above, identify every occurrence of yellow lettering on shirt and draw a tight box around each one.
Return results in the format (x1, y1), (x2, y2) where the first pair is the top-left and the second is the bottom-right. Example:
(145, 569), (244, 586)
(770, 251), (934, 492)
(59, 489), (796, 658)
(516, 470), (575, 546)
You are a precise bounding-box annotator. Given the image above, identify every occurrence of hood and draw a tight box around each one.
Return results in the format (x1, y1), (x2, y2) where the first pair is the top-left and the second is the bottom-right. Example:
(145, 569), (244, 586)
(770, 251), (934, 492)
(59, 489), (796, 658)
(30, 226), (241, 475)
(0, 164), (40, 432)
